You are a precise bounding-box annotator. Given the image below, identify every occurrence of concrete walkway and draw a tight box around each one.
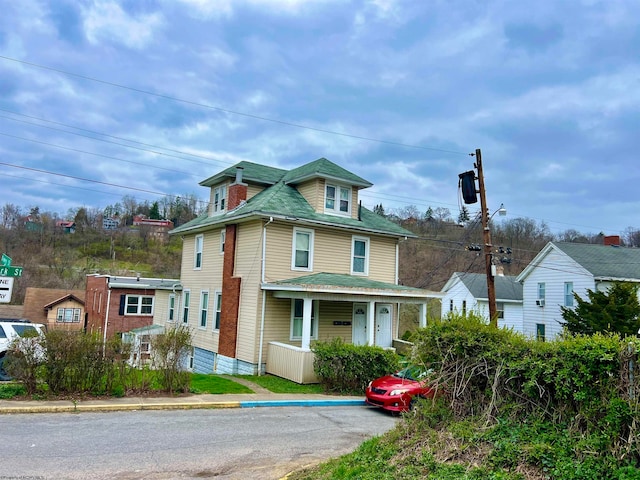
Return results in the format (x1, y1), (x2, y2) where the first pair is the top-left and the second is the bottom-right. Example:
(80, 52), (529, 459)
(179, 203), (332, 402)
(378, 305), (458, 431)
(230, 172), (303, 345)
(0, 377), (366, 414)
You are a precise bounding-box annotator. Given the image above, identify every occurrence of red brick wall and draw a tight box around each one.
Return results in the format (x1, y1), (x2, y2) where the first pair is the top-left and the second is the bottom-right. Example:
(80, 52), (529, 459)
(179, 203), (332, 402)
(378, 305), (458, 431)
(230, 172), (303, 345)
(219, 224), (241, 358)
(228, 183), (247, 210)
(85, 275), (156, 339)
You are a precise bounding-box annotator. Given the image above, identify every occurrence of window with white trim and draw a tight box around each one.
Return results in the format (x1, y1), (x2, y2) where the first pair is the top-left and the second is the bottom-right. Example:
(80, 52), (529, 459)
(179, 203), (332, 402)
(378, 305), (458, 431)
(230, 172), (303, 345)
(220, 230), (226, 254)
(194, 234), (203, 269)
(168, 294), (176, 322)
(213, 185), (226, 214)
(497, 302), (504, 319)
(351, 236), (369, 275)
(199, 291), (209, 328)
(536, 323), (546, 342)
(214, 291), (222, 330)
(292, 228), (314, 271)
(537, 282), (546, 300)
(290, 299), (318, 341)
(182, 290), (190, 324)
(56, 308), (81, 323)
(324, 184), (351, 215)
(564, 282), (574, 307)
(125, 295), (154, 315)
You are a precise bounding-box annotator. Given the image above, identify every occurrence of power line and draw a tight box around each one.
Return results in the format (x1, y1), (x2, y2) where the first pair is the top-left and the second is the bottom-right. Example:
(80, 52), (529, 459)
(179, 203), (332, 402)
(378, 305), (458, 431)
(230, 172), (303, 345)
(0, 55), (469, 156)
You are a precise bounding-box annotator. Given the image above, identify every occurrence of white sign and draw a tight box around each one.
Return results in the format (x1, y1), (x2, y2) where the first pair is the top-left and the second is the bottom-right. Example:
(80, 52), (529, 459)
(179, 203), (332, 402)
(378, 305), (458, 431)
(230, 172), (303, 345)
(0, 277), (14, 303)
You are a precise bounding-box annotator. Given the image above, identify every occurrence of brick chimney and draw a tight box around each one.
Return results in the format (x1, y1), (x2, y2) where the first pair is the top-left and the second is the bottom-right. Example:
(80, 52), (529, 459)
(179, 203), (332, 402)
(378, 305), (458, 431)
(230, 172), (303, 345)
(227, 167), (248, 210)
(604, 235), (621, 246)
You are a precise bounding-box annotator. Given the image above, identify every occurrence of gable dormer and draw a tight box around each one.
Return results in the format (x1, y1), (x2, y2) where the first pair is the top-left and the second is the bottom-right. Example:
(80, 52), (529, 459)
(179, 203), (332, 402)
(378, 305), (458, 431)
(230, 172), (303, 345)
(199, 161), (287, 217)
(283, 158), (372, 219)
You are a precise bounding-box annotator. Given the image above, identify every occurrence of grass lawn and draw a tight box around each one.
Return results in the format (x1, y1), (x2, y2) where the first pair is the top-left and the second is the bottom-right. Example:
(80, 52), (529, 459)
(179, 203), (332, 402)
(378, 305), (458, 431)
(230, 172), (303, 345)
(189, 374), (253, 394)
(234, 374), (325, 394)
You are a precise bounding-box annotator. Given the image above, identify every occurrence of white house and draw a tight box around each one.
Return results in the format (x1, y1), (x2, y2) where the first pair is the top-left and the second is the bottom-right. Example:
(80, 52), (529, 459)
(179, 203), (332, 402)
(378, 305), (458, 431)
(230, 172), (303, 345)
(441, 272), (523, 332)
(516, 241), (640, 341)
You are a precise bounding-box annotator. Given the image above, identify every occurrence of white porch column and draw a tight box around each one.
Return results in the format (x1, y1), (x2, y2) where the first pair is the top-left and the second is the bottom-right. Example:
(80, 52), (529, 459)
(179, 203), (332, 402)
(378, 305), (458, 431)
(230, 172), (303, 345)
(301, 298), (313, 350)
(419, 303), (427, 328)
(367, 300), (376, 346)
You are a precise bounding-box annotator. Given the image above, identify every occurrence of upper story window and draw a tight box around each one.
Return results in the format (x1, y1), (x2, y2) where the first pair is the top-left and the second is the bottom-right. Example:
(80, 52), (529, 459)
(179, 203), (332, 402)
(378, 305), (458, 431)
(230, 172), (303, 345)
(351, 236), (369, 275)
(213, 185), (227, 214)
(497, 302), (504, 319)
(126, 295), (153, 316)
(292, 227), (314, 271)
(537, 282), (546, 299)
(325, 184), (351, 216)
(194, 234), (203, 269)
(220, 230), (226, 254)
(564, 282), (574, 307)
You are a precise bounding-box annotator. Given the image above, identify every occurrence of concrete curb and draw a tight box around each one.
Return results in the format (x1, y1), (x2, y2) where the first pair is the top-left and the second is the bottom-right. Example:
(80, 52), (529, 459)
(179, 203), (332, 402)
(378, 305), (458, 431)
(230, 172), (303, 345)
(0, 398), (366, 414)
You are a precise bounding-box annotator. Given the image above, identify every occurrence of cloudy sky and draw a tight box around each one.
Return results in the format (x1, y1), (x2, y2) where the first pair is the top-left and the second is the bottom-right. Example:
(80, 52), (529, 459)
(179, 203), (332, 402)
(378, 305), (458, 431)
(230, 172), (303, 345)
(1, 0), (638, 235)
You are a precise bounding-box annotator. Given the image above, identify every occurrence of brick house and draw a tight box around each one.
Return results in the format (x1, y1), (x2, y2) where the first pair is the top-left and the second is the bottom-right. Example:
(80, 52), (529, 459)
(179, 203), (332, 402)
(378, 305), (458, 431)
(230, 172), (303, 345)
(153, 157), (441, 382)
(85, 274), (180, 342)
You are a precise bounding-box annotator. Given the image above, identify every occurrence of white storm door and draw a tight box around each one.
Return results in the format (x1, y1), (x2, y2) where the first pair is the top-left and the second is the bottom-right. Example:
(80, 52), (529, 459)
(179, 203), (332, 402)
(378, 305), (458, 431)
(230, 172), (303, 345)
(352, 303), (368, 346)
(375, 304), (392, 347)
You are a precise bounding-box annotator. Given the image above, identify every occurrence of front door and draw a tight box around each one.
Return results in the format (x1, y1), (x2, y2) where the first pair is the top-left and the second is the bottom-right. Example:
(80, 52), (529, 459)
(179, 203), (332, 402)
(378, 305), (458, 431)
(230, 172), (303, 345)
(375, 304), (392, 347)
(352, 303), (367, 345)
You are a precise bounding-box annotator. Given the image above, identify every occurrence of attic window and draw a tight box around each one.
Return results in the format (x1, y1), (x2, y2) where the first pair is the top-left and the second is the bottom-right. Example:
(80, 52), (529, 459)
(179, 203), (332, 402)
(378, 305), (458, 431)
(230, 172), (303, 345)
(325, 184), (351, 216)
(213, 185), (227, 214)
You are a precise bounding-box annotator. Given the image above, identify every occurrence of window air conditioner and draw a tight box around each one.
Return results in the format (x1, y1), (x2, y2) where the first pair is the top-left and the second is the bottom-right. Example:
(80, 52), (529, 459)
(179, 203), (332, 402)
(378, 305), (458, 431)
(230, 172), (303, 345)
(536, 299), (545, 307)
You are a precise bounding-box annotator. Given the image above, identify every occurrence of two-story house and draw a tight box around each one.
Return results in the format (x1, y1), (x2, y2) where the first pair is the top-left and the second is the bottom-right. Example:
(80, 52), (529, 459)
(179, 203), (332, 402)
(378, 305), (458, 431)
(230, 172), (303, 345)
(440, 272), (523, 331)
(516, 241), (640, 341)
(158, 158), (439, 382)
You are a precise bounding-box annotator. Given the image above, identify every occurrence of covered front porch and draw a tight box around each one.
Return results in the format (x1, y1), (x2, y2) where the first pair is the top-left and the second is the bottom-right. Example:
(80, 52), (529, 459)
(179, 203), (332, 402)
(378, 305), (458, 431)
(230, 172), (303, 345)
(260, 273), (441, 383)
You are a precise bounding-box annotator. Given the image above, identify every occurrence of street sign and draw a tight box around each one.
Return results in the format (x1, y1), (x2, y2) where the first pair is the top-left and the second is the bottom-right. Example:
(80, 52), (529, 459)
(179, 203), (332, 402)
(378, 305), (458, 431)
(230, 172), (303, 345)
(1, 253), (10, 267)
(0, 277), (13, 303)
(0, 266), (22, 277)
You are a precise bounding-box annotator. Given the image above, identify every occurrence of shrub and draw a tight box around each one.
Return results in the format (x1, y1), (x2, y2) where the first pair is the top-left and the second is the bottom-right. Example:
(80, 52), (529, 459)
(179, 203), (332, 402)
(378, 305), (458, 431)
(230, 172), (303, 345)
(151, 325), (192, 393)
(312, 338), (400, 394)
(4, 331), (46, 395)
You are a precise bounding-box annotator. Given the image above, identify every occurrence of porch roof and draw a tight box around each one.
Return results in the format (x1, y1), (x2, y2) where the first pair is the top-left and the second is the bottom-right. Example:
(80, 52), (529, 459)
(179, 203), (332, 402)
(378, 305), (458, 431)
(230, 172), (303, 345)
(262, 272), (442, 303)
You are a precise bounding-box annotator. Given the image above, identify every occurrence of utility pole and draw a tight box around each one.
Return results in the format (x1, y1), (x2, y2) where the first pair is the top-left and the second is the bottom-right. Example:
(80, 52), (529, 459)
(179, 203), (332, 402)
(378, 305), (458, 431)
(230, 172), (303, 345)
(474, 148), (498, 327)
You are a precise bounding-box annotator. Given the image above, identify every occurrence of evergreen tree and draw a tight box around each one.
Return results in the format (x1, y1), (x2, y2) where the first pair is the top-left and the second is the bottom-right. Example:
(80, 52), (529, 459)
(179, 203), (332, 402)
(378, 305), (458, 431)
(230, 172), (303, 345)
(561, 282), (640, 336)
(424, 206), (434, 221)
(457, 206), (470, 225)
(373, 203), (385, 217)
(149, 201), (160, 220)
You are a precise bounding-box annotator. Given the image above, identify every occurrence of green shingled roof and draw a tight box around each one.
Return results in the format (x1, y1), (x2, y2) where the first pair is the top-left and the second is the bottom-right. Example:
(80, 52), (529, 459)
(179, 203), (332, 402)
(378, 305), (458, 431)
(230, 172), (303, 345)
(172, 158), (413, 238)
(199, 161), (286, 187)
(283, 158), (372, 187)
(269, 272), (431, 293)
(553, 242), (640, 280)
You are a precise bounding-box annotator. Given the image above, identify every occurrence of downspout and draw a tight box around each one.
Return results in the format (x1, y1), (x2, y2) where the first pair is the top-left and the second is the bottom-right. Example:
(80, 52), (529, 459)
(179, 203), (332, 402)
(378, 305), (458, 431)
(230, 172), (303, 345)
(103, 286), (112, 345)
(258, 216), (274, 376)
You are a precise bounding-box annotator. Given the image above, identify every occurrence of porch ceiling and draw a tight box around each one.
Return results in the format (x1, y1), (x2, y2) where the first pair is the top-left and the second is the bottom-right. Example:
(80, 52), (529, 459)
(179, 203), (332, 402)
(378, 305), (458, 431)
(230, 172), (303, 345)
(262, 272), (443, 304)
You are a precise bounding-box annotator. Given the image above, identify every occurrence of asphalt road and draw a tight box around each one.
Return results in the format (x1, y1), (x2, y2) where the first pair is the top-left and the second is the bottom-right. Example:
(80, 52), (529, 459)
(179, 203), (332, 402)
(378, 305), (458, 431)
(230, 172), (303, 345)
(1, 406), (398, 480)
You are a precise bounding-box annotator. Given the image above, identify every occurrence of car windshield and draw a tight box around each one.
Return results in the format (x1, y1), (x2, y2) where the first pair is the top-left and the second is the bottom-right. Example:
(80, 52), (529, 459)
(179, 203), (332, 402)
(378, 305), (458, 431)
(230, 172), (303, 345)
(13, 325), (39, 337)
(392, 366), (426, 382)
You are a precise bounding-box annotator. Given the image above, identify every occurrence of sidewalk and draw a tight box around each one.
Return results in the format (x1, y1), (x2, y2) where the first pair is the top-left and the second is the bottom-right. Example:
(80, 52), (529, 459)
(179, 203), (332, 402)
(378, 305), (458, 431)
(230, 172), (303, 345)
(0, 377), (366, 414)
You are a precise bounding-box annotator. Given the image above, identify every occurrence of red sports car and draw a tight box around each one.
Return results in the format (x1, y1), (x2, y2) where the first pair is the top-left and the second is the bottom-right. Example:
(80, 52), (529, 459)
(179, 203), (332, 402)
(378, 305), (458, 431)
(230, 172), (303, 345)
(365, 366), (434, 413)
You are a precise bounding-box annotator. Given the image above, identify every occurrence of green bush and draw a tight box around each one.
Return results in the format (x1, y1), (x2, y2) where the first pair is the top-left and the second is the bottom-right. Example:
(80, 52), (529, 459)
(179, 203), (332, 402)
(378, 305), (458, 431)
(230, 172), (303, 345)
(151, 325), (192, 393)
(4, 331), (45, 395)
(312, 338), (400, 394)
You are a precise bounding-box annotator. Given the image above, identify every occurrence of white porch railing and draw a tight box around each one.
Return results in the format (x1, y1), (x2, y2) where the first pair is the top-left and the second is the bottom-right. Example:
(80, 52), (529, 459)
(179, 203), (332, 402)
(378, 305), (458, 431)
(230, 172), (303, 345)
(266, 341), (318, 384)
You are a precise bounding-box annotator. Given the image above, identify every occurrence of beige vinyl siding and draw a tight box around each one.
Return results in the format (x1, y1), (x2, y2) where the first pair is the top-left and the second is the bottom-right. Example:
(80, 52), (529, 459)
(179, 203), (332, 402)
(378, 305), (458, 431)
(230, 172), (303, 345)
(350, 188), (359, 219)
(296, 179), (324, 212)
(264, 222), (398, 283)
(246, 184), (265, 201)
(233, 221), (265, 364)
(179, 230), (224, 352)
(152, 290), (171, 325)
(317, 301), (352, 342)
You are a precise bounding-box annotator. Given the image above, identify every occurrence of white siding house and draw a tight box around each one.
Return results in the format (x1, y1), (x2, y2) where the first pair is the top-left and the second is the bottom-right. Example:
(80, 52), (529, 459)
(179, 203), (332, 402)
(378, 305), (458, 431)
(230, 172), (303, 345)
(441, 272), (523, 332)
(516, 242), (640, 341)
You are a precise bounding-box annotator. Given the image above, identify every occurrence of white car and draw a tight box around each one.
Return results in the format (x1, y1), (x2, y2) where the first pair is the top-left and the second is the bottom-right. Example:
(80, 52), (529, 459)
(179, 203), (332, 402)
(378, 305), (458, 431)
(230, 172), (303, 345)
(0, 320), (46, 381)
